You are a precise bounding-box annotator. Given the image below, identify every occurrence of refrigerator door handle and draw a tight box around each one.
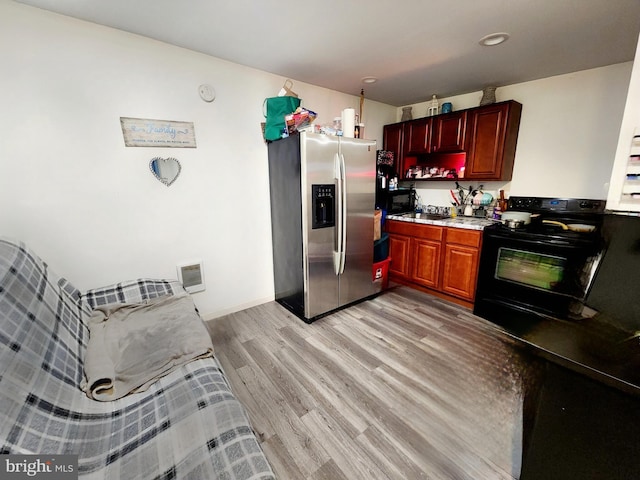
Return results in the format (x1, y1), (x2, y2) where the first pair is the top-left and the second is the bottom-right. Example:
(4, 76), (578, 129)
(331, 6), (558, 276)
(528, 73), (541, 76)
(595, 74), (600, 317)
(339, 153), (347, 275)
(333, 153), (343, 276)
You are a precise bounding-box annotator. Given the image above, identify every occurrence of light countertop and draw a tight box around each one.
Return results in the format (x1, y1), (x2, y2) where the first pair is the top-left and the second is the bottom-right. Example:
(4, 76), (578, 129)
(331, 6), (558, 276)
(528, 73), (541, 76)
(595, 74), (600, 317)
(386, 213), (500, 231)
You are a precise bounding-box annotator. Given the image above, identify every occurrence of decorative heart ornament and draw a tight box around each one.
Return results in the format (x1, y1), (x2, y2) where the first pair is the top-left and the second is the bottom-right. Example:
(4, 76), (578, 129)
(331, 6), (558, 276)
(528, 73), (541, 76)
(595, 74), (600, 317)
(149, 157), (181, 187)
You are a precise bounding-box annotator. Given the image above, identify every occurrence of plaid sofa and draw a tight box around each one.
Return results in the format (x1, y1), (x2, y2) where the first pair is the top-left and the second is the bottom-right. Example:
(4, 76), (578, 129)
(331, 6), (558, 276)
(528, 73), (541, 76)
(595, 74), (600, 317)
(0, 238), (274, 479)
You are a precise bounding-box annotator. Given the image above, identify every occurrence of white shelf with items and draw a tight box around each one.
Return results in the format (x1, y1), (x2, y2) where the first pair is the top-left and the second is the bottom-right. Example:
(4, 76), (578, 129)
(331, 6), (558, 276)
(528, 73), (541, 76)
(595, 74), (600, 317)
(616, 130), (640, 204)
(606, 32), (640, 213)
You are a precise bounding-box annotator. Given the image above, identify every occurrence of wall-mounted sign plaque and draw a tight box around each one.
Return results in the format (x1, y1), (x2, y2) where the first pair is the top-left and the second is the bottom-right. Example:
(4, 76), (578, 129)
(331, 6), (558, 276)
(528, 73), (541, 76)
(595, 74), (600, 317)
(120, 117), (197, 148)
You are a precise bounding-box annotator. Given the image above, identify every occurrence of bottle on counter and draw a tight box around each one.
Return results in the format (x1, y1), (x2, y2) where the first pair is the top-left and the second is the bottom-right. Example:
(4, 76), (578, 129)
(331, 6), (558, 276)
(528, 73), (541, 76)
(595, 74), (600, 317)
(493, 203), (502, 220)
(486, 206), (494, 219)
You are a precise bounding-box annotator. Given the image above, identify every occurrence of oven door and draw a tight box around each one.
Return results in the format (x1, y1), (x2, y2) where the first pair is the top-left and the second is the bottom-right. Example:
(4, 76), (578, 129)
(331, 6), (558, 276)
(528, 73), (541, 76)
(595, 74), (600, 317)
(474, 229), (602, 325)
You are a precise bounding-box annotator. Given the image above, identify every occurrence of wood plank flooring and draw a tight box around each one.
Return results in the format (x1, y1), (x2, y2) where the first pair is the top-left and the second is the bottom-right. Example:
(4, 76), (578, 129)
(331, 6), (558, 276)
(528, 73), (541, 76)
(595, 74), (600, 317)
(206, 286), (531, 480)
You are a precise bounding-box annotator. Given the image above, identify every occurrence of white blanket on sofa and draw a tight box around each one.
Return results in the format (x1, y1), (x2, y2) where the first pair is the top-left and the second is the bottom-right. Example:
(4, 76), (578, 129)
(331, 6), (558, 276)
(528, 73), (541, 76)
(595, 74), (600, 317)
(82, 293), (214, 401)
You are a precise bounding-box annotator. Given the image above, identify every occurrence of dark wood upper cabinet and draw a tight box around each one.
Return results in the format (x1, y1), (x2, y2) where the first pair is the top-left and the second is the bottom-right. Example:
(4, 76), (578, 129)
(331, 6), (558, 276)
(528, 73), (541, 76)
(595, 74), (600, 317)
(382, 100), (522, 181)
(405, 117), (431, 154)
(402, 113), (465, 155)
(432, 111), (466, 152)
(464, 101), (522, 181)
(382, 122), (404, 173)
(382, 123), (404, 172)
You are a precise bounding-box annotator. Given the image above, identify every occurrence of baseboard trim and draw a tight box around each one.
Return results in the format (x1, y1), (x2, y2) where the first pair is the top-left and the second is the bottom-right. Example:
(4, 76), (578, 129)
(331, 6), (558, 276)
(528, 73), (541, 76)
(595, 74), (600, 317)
(201, 295), (275, 321)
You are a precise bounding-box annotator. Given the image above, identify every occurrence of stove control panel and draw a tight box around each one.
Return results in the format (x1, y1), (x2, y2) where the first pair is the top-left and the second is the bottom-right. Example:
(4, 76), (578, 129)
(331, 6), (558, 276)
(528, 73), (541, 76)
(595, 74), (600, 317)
(508, 197), (604, 214)
(541, 198), (569, 211)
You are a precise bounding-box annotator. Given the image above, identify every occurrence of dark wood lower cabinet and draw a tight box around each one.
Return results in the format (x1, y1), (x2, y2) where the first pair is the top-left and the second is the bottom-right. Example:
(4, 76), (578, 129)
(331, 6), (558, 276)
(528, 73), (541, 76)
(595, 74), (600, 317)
(388, 233), (411, 279)
(386, 220), (481, 304)
(411, 238), (441, 289)
(441, 243), (479, 299)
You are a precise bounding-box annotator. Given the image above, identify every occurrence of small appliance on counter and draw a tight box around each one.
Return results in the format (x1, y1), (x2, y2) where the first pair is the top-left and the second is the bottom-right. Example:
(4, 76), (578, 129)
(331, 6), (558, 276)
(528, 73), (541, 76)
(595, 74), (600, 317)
(377, 187), (416, 215)
(375, 149), (416, 214)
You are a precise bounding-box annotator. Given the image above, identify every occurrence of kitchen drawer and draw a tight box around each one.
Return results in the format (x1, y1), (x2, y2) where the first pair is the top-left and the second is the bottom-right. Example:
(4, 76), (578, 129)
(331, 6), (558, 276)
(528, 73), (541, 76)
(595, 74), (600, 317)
(445, 227), (481, 248)
(386, 221), (443, 242)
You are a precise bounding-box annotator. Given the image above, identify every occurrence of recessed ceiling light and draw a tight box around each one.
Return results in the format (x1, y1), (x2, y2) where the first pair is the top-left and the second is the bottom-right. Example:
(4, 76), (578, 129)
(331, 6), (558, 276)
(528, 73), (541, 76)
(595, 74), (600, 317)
(479, 32), (510, 47)
(361, 76), (378, 84)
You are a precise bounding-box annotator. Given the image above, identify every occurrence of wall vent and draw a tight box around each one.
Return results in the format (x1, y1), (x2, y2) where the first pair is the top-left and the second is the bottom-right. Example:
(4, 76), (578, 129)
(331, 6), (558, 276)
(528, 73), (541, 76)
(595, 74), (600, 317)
(177, 261), (205, 293)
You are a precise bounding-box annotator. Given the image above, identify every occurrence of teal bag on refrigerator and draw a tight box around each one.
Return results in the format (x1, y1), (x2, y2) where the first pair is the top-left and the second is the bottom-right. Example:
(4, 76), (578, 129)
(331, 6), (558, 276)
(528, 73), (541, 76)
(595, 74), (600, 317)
(263, 96), (301, 141)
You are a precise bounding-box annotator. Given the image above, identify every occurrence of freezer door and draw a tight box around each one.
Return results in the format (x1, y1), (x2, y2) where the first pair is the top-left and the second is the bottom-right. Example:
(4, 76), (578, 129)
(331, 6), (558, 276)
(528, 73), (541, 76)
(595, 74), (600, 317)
(301, 132), (340, 318)
(338, 136), (377, 306)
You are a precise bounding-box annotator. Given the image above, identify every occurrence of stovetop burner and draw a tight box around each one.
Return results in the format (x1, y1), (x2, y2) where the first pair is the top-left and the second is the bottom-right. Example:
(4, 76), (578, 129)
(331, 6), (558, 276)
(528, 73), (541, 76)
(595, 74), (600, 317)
(503, 220), (594, 234)
(490, 196), (606, 245)
(488, 221), (599, 246)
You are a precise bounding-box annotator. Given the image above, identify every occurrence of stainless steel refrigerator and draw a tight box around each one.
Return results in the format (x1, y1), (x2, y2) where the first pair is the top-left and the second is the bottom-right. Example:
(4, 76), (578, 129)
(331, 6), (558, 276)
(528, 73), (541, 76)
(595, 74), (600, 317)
(267, 131), (377, 322)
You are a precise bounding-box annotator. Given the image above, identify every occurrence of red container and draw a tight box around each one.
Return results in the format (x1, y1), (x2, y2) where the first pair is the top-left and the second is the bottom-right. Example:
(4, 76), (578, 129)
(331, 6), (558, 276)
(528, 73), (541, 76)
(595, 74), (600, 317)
(372, 257), (391, 290)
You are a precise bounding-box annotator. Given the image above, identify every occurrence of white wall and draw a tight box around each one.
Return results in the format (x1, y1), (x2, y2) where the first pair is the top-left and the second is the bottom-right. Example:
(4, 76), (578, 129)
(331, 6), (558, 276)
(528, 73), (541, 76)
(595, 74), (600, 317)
(0, 1), (396, 319)
(400, 63), (633, 207)
(1, 1), (632, 319)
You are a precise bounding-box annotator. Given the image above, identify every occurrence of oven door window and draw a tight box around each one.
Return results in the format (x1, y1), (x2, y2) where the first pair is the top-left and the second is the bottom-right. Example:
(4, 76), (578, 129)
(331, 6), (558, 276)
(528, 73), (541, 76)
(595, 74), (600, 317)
(495, 248), (566, 292)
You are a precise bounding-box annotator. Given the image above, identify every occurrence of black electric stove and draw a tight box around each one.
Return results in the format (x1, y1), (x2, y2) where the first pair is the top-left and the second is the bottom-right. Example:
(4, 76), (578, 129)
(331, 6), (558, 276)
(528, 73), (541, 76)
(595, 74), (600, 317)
(475, 197), (606, 327)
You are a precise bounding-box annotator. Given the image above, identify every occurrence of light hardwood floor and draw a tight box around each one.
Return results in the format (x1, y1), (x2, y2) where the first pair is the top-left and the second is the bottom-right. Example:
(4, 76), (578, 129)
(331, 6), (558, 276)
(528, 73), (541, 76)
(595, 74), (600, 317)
(206, 286), (531, 480)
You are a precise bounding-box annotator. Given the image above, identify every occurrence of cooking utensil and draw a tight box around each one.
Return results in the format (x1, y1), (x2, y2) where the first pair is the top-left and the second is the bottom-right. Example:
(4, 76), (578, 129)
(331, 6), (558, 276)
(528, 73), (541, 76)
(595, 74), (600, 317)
(502, 211), (532, 225)
(567, 223), (596, 233)
(450, 189), (460, 205)
(504, 218), (525, 229)
(542, 220), (596, 232)
(542, 220), (568, 230)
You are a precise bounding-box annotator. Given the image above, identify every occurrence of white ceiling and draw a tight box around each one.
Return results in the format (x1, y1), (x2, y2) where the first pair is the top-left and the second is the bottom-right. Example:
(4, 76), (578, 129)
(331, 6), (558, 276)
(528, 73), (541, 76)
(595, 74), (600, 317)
(15, 0), (640, 106)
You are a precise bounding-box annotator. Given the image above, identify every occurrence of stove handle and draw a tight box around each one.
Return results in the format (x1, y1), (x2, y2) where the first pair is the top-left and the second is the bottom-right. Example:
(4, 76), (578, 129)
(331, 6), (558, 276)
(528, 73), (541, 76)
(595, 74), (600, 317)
(546, 239), (572, 245)
(486, 233), (573, 246)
